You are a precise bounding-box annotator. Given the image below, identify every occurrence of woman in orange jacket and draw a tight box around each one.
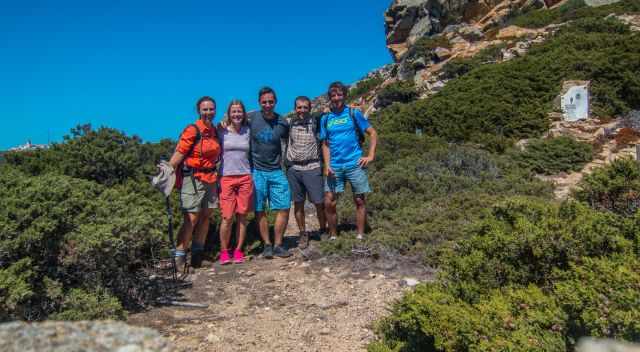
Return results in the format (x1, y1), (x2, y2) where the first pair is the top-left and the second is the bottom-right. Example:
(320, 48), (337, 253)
(169, 96), (221, 269)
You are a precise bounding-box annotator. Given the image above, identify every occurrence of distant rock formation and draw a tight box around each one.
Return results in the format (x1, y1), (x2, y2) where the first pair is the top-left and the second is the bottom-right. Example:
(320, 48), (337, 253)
(384, 0), (542, 62)
(0, 321), (172, 352)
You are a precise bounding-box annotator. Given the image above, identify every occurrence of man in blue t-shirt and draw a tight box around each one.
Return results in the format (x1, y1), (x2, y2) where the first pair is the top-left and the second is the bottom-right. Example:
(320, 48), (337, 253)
(319, 81), (378, 240)
(248, 87), (292, 259)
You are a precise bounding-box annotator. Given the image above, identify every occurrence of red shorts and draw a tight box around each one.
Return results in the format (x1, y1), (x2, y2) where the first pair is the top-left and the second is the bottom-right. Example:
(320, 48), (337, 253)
(219, 174), (254, 219)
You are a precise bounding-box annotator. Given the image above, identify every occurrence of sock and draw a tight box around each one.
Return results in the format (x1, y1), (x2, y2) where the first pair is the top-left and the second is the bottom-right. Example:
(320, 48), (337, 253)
(172, 249), (186, 258)
(191, 242), (204, 253)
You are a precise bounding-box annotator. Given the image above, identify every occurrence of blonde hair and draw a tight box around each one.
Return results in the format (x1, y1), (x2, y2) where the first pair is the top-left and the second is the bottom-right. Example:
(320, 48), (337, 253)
(221, 99), (248, 130)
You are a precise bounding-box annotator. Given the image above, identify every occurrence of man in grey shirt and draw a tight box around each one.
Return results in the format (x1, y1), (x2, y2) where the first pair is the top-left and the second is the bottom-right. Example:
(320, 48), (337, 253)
(247, 87), (291, 258)
(285, 96), (327, 249)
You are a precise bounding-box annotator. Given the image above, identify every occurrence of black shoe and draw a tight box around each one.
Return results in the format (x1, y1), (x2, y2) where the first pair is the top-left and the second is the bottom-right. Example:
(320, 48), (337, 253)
(190, 250), (203, 268)
(262, 244), (274, 259)
(273, 245), (291, 258)
(298, 232), (309, 249)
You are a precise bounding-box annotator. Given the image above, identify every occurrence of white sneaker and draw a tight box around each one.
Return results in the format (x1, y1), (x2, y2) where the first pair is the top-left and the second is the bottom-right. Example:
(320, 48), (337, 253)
(356, 234), (364, 240)
(329, 235), (337, 241)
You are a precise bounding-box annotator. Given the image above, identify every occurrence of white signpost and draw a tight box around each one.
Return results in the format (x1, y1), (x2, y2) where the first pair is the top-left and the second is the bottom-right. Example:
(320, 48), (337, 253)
(560, 82), (590, 122)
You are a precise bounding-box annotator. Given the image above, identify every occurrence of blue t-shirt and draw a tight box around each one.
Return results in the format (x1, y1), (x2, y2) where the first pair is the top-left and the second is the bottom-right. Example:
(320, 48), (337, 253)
(319, 107), (370, 169)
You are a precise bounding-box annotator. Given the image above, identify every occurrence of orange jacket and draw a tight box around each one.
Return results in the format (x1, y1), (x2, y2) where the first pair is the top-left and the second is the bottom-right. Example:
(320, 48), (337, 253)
(176, 119), (221, 184)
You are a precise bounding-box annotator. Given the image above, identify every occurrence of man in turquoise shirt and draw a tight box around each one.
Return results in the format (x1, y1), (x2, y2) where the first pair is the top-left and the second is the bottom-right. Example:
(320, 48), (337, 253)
(319, 81), (378, 240)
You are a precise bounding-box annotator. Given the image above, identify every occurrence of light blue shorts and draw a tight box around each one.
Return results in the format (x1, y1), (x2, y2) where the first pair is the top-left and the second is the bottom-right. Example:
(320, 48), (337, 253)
(252, 169), (291, 212)
(325, 164), (371, 195)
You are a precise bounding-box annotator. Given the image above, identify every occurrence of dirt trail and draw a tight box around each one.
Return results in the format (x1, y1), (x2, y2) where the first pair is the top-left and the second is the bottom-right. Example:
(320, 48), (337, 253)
(129, 206), (433, 352)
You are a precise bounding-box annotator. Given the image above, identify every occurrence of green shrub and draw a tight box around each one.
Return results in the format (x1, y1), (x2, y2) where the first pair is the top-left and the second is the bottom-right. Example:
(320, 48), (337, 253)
(375, 18), (640, 147)
(574, 157), (640, 217)
(442, 198), (635, 301)
(0, 258), (35, 320)
(51, 287), (126, 321)
(350, 75), (384, 102)
(372, 195), (639, 351)
(441, 44), (506, 80)
(0, 169), (167, 320)
(554, 255), (640, 341)
(411, 36), (451, 61)
(376, 81), (418, 108)
(511, 136), (594, 175)
(509, 0), (640, 29)
(373, 284), (567, 352)
(4, 124), (174, 185)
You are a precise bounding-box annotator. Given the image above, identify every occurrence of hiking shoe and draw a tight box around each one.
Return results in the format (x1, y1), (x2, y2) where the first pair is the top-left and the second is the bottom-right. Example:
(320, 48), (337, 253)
(273, 245), (291, 258)
(219, 249), (231, 265)
(262, 244), (274, 259)
(329, 235), (337, 241)
(298, 231), (310, 249)
(174, 255), (187, 273)
(233, 249), (245, 264)
(190, 250), (204, 268)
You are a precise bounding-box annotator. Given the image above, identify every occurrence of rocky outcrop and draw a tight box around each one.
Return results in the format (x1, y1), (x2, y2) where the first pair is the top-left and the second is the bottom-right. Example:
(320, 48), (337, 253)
(0, 321), (172, 352)
(384, 0), (543, 61)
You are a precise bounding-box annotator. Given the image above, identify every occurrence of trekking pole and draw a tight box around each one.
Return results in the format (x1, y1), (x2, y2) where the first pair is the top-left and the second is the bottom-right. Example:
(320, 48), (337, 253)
(165, 196), (178, 282)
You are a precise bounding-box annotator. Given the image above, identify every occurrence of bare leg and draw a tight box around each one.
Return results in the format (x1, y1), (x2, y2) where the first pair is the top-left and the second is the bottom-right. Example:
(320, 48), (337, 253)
(273, 209), (290, 246)
(219, 216), (234, 251)
(193, 208), (214, 247)
(324, 192), (338, 237)
(177, 212), (199, 251)
(293, 201), (306, 233)
(235, 214), (247, 250)
(353, 194), (366, 235)
(256, 211), (271, 245)
(315, 203), (327, 232)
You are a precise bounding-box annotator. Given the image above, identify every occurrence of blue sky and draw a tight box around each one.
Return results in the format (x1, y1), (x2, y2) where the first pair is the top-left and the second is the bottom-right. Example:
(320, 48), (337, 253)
(0, 0), (392, 149)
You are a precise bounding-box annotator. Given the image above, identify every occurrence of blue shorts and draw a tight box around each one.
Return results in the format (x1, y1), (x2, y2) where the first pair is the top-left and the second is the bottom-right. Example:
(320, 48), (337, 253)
(252, 169), (291, 212)
(325, 164), (371, 195)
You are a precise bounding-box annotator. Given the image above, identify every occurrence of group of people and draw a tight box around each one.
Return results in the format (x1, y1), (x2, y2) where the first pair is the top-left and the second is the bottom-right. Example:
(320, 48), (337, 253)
(166, 82), (378, 269)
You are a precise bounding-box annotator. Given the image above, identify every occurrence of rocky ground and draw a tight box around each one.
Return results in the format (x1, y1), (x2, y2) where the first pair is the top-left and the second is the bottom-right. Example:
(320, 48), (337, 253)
(541, 116), (640, 199)
(128, 207), (433, 352)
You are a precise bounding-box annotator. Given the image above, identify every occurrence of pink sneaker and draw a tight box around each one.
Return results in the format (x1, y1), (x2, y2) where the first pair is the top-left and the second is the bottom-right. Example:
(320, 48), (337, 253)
(233, 249), (245, 264)
(219, 250), (231, 265)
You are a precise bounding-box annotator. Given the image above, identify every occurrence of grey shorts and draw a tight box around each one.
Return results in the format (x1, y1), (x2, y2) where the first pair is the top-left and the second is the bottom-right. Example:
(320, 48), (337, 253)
(180, 175), (218, 213)
(286, 167), (324, 204)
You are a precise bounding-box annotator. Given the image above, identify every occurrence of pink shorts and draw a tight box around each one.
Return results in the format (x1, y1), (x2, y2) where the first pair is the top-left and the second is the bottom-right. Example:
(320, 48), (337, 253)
(219, 174), (254, 219)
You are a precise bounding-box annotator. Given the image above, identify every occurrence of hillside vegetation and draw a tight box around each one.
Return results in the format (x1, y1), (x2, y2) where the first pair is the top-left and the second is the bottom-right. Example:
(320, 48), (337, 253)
(366, 4), (640, 351)
(0, 126), (178, 321)
(375, 15), (640, 150)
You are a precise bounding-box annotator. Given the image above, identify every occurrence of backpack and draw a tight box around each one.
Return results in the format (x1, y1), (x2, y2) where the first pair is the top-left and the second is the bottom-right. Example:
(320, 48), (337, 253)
(283, 114), (320, 169)
(175, 124), (201, 189)
(323, 107), (365, 146)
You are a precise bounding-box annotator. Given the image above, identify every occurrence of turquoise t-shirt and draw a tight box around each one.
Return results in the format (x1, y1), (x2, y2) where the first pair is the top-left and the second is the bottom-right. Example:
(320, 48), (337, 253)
(319, 107), (370, 169)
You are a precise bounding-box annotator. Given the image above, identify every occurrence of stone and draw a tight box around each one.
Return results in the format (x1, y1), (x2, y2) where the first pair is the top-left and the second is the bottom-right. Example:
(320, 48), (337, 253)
(429, 80), (446, 92)
(0, 321), (172, 352)
(433, 47), (452, 60)
(401, 277), (420, 287)
(576, 337), (640, 352)
(408, 17), (434, 45)
(457, 24), (484, 41)
(412, 56), (427, 70)
(584, 0), (622, 7)
(496, 25), (539, 40)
